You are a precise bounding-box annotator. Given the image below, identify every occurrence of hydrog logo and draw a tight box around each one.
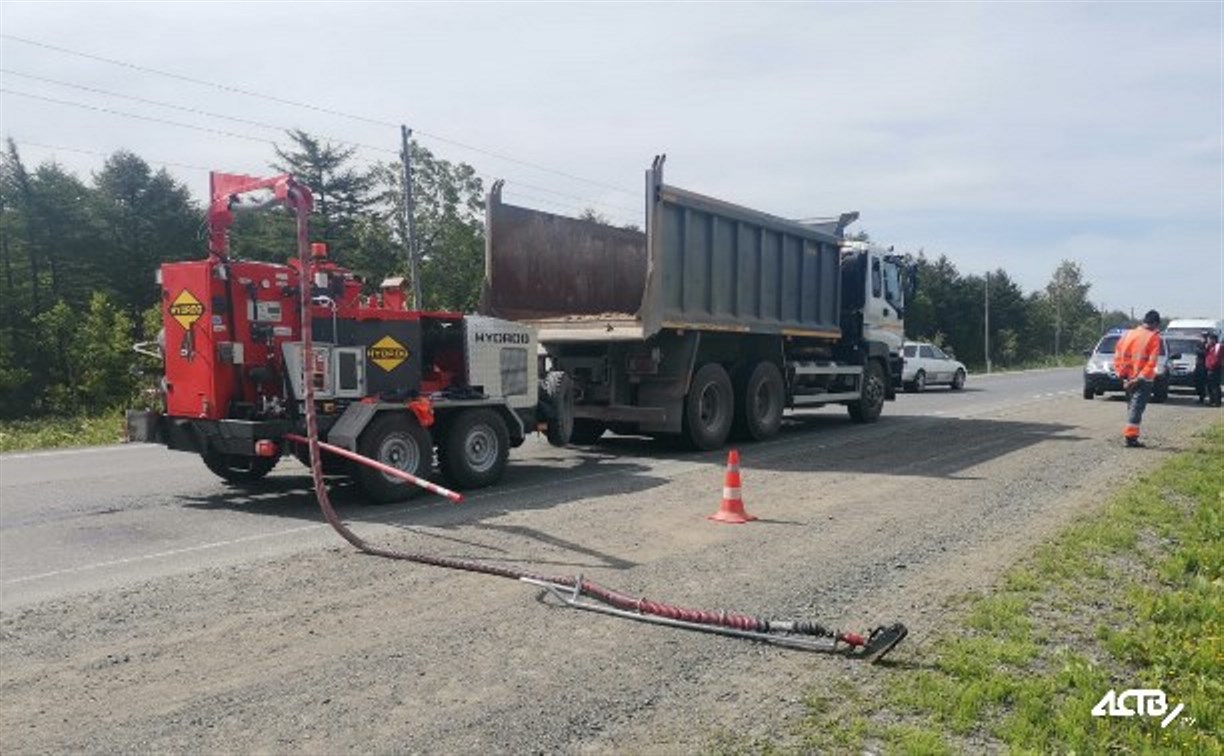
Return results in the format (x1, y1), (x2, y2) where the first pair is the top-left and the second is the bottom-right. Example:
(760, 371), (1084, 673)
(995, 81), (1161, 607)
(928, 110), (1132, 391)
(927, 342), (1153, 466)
(368, 336), (409, 372)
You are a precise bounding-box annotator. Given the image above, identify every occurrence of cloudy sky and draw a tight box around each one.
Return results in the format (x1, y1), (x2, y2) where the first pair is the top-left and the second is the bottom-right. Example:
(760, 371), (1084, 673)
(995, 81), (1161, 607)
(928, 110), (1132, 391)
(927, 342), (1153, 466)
(2, 1), (1221, 318)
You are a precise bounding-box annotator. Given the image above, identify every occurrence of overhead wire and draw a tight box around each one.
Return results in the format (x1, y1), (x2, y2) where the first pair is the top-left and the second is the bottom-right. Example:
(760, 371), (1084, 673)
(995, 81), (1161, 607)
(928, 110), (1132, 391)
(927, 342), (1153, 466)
(0, 71), (641, 218)
(1, 33), (640, 197)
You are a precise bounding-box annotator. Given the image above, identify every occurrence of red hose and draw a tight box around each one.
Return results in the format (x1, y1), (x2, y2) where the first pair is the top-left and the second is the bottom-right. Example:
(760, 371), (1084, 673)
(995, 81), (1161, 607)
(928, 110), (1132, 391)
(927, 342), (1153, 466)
(288, 195), (862, 649)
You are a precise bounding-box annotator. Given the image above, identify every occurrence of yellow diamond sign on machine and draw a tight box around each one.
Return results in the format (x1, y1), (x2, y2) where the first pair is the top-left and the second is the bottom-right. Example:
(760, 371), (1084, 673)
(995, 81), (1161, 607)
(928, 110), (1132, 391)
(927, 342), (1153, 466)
(168, 290), (204, 330)
(368, 335), (409, 372)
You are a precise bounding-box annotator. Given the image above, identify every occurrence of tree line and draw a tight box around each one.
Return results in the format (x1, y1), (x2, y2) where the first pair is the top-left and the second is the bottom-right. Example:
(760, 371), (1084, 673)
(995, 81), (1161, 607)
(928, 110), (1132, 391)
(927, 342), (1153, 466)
(0, 130), (1130, 420)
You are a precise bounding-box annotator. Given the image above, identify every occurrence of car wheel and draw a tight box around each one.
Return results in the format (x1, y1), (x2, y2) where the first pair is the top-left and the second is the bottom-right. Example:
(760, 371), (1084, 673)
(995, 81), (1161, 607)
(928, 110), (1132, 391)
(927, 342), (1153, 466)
(1083, 384), (1094, 400)
(356, 412), (432, 503)
(1152, 380), (1169, 403)
(912, 370), (926, 393)
(951, 370), (965, 391)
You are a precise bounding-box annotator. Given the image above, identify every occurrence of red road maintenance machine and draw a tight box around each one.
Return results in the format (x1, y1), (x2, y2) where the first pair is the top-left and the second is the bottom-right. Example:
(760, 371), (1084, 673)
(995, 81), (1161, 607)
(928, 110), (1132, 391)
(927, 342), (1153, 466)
(127, 172), (573, 501)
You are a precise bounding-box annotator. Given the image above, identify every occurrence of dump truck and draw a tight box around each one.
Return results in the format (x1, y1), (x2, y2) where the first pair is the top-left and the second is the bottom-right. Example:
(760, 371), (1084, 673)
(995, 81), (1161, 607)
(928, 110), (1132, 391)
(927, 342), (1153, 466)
(481, 156), (914, 450)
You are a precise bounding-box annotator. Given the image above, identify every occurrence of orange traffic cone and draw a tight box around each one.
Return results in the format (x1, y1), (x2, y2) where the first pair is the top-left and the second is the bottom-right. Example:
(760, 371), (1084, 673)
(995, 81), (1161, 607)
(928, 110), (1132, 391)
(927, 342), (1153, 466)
(709, 449), (757, 524)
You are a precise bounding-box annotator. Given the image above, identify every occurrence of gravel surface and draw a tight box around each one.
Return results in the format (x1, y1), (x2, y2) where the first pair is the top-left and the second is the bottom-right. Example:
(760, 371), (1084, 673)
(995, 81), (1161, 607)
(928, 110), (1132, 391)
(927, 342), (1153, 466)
(1, 379), (1218, 753)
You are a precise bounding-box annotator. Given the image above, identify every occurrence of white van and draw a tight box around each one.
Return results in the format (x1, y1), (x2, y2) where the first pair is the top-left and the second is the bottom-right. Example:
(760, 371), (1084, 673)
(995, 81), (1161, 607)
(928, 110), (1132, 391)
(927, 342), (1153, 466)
(1165, 318), (1223, 338)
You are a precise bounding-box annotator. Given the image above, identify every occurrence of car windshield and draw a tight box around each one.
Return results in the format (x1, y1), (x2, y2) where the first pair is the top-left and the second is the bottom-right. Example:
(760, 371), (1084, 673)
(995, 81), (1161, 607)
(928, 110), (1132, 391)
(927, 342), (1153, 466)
(1095, 336), (1121, 354)
(1166, 339), (1198, 356)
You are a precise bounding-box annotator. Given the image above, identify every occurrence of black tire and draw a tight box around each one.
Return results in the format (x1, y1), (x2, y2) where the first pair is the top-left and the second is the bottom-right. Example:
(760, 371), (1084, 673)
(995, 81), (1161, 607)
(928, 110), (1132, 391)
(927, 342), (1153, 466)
(355, 412), (433, 503)
(683, 363), (735, 450)
(439, 409), (510, 490)
(201, 449), (278, 484)
(848, 360), (886, 423)
(569, 419), (607, 445)
(912, 370), (926, 393)
(951, 370), (966, 391)
(733, 361), (785, 441)
(291, 441), (350, 475)
(540, 371), (575, 447)
(1152, 380), (1169, 404)
(1083, 384), (1095, 400)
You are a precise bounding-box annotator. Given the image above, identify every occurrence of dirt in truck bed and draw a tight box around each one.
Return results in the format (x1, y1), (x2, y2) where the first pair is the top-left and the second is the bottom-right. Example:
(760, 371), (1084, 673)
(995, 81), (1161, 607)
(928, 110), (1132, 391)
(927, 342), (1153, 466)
(1, 384), (1217, 752)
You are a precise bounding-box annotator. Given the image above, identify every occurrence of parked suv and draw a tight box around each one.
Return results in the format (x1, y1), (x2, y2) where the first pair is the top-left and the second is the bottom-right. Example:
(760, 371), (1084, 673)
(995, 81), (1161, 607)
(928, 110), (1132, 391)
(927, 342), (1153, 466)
(1083, 328), (1169, 402)
(902, 342), (967, 391)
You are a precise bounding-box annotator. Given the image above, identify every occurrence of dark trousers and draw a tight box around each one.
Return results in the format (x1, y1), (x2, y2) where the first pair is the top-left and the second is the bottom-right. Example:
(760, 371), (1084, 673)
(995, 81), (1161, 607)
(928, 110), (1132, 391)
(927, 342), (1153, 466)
(1195, 368), (1207, 401)
(1209, 368), (1222, 407)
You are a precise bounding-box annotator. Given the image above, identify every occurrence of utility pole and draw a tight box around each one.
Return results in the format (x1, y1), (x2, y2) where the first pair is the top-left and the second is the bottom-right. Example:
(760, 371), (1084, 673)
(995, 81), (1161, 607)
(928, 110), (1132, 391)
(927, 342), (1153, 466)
(400, 125), (420, 309)
(984, 271), (991, 374)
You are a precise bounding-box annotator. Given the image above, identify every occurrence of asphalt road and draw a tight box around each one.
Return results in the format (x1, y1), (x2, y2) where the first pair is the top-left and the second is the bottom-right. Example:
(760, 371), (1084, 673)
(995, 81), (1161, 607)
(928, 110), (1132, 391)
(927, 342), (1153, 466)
(3, 365), (1219, 753)
(1, 367), (1085, 609)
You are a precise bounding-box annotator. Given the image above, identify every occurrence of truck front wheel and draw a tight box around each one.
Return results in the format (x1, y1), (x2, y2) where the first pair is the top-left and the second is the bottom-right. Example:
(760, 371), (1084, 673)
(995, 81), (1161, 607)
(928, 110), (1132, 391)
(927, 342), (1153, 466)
(202, 450), (278, 484)
(439, 409), (510, 489)
(684, 363), (734, 450)
(356, 413), (433, 503)
(848, 360), (886, 423)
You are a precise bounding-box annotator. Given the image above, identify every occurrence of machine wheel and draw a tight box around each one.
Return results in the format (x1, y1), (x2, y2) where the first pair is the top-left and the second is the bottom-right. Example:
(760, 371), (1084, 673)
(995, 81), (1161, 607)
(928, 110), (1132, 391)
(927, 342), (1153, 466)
(201, 450), (278, 484)
(291, 441), (349, 475)
(569, 419), (607, 445)
(355, 412), (432, 503)
(911, 370), (926, 393)
(848, 360), (886, 423)
(541, 370), (575, 447)
(683, 363), (734, 450)
(439, 409), (510, 489)
(733, 361), (785, 441)
(1083, 384), (1095, 400)
(951, 370), (966, 391)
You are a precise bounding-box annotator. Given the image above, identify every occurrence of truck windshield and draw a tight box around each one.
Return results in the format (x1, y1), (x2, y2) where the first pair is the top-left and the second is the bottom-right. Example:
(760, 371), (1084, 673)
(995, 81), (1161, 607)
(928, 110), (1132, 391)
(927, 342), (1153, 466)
(883, 263), (903, 311)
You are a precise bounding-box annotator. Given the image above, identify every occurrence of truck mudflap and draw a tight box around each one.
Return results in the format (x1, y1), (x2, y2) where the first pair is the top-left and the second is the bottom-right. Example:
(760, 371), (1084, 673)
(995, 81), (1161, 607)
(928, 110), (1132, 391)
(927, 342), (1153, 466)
(125, 410), (290, 456)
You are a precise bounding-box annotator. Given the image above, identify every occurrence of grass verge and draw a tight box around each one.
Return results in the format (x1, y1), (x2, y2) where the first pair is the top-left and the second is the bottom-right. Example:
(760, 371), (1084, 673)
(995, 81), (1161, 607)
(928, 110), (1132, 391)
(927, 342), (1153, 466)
(727, 422), (1222, 754)
(0, 410), (127, 453)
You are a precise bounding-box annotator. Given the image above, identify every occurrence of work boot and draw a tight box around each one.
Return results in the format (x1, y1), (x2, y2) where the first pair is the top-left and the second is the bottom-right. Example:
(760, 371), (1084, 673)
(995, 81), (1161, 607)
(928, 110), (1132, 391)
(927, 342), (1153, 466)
(1125, 437), (1146, 449)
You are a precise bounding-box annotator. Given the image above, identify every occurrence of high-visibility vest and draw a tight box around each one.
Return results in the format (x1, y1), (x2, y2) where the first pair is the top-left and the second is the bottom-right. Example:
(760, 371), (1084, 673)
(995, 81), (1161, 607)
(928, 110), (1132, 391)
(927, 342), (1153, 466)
(1115, 327), (1161, 381)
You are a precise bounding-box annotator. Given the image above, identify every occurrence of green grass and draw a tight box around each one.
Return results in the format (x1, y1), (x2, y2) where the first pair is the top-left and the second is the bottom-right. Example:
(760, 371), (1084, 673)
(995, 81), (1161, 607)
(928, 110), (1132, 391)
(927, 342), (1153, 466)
(756, 423), (1223, 755)
(0, 410), (127, 453)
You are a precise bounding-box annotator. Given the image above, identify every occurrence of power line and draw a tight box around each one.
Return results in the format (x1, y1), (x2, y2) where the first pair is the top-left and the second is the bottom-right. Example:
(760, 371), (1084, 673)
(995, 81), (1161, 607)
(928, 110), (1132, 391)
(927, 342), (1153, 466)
(0, 69), (400, 156)
(8, 139), (213, 172)
(0, 34), (395, 128)
(1, 33), (640, 197)
(1, 88), (279, 146)
(1, 71), (642, 215)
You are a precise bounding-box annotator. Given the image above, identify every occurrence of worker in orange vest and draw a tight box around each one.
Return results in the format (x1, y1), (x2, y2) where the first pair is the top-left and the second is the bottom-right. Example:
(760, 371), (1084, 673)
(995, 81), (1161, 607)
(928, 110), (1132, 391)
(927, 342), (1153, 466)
(1114, 309), (1163, 448)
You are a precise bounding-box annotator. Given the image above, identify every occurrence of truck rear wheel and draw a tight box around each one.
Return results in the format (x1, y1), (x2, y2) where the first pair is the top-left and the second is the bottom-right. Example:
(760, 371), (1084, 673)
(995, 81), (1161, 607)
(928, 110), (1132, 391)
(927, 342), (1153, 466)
(202, 450), (278, 484)
(439, 409), (510, 489)
(683, 363), (734, 450)
(356, 412), (432, 503)
(733, 361), (784, 441)
(541, 370), (575, 447)
(848, 360), (886, 423)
